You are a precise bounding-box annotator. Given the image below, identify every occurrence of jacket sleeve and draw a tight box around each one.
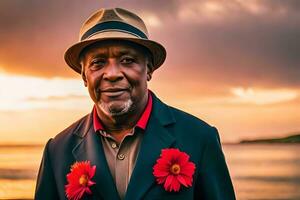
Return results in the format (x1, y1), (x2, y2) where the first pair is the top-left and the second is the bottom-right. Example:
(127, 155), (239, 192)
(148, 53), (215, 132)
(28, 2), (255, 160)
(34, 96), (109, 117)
(35, 139), (60, 200)
(194, 127), (236, 200)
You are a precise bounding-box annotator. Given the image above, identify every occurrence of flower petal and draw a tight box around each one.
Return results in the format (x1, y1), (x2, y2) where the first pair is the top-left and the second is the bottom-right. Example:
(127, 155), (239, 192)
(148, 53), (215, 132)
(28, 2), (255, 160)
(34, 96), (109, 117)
(176, 175), (188, 187)
(170, 177), (181, 192)
(164, 175), (174, 191)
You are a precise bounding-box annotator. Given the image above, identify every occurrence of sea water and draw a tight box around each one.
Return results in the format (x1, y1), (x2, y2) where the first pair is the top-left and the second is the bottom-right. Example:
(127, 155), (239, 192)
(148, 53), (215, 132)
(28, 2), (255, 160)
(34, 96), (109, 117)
(0, 144), (300, 200)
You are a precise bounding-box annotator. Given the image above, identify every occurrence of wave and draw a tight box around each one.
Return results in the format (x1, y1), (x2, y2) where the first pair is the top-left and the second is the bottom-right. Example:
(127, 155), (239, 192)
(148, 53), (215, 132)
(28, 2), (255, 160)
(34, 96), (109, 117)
(0, 168), (37, 180)
(236, 175), (300, 183)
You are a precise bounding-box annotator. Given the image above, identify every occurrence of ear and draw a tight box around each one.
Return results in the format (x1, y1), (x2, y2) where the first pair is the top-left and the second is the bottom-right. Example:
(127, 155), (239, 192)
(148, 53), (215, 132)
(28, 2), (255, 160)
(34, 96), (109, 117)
(146, 62), (154, 81)
(81, 63), (87, 87)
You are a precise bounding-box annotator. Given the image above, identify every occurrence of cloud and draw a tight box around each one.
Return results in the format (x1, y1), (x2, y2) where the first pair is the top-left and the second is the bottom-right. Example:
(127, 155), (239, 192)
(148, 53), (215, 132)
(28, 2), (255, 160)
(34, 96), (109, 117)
(25, 94), (88, 102)
(0, 73), (90, 110)
(229, 87), (299, 105)
(154, 1), (300, 88)
(0, 0), (299, 88)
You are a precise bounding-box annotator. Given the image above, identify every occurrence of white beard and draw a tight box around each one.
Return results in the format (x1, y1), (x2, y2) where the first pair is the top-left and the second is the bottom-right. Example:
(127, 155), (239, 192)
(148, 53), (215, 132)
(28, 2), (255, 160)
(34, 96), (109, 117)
(98, 99), (133, 117)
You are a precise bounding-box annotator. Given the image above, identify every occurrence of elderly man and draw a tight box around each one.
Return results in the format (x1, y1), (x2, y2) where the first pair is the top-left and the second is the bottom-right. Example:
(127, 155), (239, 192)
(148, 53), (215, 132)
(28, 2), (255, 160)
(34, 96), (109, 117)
(35, 8), (235, 200)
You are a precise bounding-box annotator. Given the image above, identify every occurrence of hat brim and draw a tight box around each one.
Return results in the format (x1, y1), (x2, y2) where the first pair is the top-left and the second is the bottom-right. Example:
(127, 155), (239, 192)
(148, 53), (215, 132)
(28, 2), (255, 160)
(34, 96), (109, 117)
(64, 36), (166, 74)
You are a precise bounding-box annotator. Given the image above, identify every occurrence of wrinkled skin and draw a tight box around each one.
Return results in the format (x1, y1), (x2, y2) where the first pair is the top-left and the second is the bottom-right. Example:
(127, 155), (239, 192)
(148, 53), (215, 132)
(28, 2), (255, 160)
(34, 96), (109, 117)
(80, 40), (153, 135)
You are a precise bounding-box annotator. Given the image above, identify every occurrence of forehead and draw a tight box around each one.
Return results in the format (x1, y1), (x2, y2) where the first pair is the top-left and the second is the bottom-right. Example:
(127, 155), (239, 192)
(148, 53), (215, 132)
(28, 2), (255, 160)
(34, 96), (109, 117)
(80, 40), (148, 59)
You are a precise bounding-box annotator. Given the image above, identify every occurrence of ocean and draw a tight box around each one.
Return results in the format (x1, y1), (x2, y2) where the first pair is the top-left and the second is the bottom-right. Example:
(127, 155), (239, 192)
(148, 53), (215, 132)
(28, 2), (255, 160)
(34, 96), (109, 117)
(0, 144), (299, 199)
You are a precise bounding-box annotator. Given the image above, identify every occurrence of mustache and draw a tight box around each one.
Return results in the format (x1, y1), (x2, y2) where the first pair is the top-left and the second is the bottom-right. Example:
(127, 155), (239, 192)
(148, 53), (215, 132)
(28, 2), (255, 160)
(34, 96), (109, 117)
(99, 87), (130, 92)
(95, 85), (131, 100)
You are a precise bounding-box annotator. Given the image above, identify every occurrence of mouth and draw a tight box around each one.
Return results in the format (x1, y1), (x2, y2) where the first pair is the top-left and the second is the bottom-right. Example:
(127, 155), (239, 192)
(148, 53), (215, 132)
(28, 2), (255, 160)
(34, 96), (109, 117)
(100, 87), (129, 97)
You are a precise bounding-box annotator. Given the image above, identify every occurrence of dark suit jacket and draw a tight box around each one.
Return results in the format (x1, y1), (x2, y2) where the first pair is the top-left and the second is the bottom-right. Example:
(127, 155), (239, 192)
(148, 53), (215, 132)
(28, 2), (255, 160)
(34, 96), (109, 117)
(35, 93), (235, 200)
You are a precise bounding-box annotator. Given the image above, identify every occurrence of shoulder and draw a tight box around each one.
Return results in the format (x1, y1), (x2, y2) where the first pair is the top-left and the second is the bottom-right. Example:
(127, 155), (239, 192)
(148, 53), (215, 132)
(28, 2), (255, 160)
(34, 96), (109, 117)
(156, 101), (220, 145)
(151, 93), (213, 130)
(165, 103), (216, 130)
(151, 93), (219, 140)
(169, 105), (212, 128)
(47, 113), (91, 151)
(153, 98), (222, 164)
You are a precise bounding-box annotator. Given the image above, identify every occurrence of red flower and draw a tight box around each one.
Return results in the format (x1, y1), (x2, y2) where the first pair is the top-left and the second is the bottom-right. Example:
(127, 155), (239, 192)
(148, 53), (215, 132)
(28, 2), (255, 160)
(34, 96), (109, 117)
(153, 148), (196, 192)
(65, 161), (96, 200)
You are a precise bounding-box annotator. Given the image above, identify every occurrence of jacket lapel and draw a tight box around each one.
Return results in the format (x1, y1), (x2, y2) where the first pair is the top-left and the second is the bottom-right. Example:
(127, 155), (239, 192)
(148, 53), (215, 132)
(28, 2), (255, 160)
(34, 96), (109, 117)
(125, 94), (176, 200)
(72, 113), (120, 200)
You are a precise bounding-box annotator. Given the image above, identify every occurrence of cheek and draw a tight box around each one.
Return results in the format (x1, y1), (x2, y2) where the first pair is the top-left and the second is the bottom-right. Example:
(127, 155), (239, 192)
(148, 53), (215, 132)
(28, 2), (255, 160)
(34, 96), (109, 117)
(85, 72), (101, 101)
(128, 70), (148, 89)
(129, 72), (149, 100)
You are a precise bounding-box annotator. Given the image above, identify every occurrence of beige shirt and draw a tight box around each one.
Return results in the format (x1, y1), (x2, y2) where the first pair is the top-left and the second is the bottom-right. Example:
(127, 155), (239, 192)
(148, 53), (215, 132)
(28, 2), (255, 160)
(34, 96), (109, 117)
(98, 128), (144, 199)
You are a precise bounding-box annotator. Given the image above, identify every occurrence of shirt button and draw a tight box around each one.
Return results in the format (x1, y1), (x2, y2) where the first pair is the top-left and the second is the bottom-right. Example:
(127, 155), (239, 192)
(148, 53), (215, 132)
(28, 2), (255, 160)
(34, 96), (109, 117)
(117, 153), (125, 160)
(111, 142), (117, 149)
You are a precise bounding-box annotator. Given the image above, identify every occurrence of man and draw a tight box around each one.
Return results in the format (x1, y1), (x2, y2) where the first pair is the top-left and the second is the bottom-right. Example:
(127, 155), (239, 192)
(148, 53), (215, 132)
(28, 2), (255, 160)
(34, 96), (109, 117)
(35, 8), (235, 200)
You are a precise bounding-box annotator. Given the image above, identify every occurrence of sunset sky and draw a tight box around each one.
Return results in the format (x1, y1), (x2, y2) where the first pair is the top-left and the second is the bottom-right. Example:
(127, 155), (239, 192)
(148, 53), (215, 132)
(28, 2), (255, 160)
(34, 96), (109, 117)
(0, 0), (299, 144)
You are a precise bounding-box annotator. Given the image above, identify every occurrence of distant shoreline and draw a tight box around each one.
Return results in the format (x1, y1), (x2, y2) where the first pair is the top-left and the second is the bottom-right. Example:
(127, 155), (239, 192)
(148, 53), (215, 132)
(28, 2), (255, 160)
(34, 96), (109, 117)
(239, 134), (300, 144)
(1, 133), (300, 146)
(0, 144), (43, 148)
(0, 199), (32, 200)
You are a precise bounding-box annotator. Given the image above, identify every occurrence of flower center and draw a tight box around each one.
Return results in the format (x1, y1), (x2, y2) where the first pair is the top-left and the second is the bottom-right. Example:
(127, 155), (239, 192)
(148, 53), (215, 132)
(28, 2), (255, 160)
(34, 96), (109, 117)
(79, 174), (88, 186)
(170, 164), (181, 175)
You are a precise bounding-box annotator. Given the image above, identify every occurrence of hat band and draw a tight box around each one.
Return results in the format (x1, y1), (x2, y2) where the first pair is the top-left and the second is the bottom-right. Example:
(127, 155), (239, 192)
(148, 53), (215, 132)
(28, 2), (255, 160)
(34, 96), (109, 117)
(81, 21), (148, 41)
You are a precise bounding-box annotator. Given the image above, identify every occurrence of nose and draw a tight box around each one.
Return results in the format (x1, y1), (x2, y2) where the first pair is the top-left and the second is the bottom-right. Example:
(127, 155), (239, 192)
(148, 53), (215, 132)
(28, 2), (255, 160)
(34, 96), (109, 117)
(103, 58), (124, 82)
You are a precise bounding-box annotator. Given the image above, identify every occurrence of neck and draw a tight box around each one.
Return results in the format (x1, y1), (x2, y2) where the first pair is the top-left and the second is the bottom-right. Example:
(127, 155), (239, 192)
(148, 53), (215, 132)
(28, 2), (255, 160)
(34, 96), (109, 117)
(95, 92), (149, 134)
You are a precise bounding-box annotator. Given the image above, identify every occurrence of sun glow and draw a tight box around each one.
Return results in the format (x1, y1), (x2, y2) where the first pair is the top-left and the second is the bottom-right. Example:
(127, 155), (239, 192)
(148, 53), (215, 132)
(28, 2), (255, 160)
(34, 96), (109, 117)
(0, 73), (90, 111)
(142, 13), (162, 28)
(231, 87), (298, 105)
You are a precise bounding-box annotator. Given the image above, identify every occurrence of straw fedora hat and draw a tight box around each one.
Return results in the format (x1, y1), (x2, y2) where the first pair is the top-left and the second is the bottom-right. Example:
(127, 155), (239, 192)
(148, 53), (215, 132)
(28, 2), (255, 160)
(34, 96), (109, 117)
(64, 8), (166, 74)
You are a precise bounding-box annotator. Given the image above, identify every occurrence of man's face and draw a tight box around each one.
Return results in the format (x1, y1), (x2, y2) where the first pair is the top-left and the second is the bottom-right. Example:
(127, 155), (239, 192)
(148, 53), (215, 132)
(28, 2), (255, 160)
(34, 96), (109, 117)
(80, 40), (153, 117)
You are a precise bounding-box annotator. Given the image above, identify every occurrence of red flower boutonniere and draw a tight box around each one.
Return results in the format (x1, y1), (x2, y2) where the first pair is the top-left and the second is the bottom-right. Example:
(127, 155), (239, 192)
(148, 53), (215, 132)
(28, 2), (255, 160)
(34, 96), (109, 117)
(153, 148), (196, 192)
(65, 161), (96, 200)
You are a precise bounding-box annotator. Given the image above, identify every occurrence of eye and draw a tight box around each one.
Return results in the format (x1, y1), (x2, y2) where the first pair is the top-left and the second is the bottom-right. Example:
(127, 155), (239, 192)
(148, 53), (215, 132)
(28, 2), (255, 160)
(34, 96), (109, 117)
(89, 58), (106, 70)
(91, 58), (106, 65)
(120, 57), (135, 64)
